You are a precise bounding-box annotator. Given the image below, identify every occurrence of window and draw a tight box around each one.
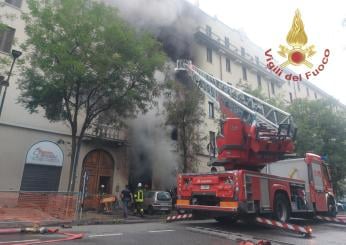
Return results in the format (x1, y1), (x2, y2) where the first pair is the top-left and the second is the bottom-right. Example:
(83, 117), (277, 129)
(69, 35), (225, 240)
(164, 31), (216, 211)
(242, 66), (247, 81)
(257, 73), (262, 88)
(0, 26), (15, 53)
(271, 82), (275, 95)
(314, 92), (318, 99)
(241, 47), (245, 56)
(207, 47), (212, 63)
(306, 87), (310, 97)
(209, 131), (216, 157)
(208, 102), (214, 118)
(226, 58), (231, 72)
(157, 192), (171, 201)
(225, 37), (230, 48)
(289, 92), (293, 103)
(255, 56), (259, 65)
(206, 25), (212, 37)
(5, 0), (23, 8)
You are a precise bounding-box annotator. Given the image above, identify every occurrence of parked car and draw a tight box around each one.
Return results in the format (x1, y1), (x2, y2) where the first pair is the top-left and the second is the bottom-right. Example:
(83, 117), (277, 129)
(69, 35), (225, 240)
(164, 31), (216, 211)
(143, 191), (172, 214)
(337, 202), (345, 212)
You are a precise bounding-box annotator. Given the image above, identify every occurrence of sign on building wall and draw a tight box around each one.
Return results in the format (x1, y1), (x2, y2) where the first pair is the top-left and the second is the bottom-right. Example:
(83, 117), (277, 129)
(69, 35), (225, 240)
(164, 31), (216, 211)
(26, 141), (63, 167)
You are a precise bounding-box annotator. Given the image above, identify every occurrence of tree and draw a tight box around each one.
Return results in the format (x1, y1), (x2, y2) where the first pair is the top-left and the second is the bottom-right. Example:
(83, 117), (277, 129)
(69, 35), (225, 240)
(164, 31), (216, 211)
(288, 99), (346, 198)
(18, 0), (165, 192)
(164, 75), (206, 173)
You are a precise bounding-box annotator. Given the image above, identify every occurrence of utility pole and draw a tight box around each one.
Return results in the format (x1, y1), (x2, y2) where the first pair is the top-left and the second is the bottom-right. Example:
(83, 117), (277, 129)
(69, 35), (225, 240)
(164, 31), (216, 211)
(0, 49), (22, 118)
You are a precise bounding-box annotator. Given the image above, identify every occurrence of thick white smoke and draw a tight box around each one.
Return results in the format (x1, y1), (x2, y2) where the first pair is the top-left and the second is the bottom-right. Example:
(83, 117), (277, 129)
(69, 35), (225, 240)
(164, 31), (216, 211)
(104, 0), (184, 31)
(128, 65), (179, 190)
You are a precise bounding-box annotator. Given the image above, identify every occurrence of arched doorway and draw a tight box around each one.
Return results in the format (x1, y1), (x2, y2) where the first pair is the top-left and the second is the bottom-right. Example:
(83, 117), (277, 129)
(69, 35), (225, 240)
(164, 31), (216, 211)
(81, 150), (114, 210)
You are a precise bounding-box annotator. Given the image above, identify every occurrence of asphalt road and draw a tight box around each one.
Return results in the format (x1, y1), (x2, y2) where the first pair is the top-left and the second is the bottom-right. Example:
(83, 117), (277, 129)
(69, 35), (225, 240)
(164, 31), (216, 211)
(0, 217), (345, 244)
(0, 222), (236, 245)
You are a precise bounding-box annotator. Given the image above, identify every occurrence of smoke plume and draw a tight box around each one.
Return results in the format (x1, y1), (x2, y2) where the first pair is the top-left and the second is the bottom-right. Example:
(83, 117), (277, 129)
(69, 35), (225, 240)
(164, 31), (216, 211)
(128, 66), (178, 190)
(105, 0), (202, 60)
(106, 0), (202, 189)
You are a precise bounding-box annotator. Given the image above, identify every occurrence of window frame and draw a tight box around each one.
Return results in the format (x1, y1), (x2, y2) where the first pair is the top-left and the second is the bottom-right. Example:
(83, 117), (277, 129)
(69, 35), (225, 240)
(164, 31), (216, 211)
(226, 57), (231, 72)
(225, 37), (230, 48)
(207, 46), (212, 63)
(0, 25), (16, 53)
(208, 101), (214, 119)
(257, 73), (262, 88)
(242, 65), (247, 81)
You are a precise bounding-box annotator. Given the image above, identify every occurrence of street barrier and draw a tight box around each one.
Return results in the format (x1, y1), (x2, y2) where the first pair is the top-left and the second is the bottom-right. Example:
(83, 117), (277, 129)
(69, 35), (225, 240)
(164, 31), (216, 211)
(0, 191), (78, 225)
(315, 215), (346, 224)
(166, 213), (193, 222)
(255, 217), (312, 238)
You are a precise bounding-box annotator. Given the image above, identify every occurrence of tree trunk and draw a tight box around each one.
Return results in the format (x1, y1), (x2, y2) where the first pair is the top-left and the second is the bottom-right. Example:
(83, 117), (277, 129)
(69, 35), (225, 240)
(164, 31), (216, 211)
(67, 128), (77, 193)
(70, 137), (83, 192)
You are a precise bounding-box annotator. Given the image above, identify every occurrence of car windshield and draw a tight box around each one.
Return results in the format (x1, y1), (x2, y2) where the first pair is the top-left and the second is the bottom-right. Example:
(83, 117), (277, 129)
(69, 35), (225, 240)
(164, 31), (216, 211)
(157, 192), (171, 201)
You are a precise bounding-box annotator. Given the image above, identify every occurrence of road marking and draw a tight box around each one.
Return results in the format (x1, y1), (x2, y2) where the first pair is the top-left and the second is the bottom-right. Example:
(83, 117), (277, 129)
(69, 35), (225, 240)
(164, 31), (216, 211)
(89, 233), (123, 238)
(0, 239), (39, 244)
(148, 229), (175, 233)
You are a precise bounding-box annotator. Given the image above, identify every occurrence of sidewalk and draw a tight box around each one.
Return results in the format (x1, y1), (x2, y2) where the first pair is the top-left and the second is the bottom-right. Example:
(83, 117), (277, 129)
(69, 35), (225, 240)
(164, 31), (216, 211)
(0, 208), (169, 229)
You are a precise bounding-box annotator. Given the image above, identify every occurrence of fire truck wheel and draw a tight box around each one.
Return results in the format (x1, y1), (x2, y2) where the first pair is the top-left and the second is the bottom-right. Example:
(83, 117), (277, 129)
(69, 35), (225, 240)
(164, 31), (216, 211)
(273, 193), (290, 223)
(215, 216), (238, 224)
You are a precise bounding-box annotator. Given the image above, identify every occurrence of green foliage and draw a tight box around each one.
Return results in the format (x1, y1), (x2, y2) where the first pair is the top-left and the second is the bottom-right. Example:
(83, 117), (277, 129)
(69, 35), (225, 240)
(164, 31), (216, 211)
(164, 77), (206, 173)
(18, 0), (165, 191)
(288, 99), (346, 198)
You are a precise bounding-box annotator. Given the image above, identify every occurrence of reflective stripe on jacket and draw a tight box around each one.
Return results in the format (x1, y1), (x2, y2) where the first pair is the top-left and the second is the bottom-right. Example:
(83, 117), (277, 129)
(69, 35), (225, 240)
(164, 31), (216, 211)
(134, 189), (144, 202)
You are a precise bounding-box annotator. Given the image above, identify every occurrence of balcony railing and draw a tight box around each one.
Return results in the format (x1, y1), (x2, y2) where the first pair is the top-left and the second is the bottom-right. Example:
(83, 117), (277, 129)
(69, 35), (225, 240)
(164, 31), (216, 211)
(85, 123), (127, 144)
(194, 26), (284, 85)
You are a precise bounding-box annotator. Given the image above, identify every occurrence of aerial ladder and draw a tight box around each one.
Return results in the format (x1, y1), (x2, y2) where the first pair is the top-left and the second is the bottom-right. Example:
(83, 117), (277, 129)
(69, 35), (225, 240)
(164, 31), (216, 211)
(175, 60), (295, 170)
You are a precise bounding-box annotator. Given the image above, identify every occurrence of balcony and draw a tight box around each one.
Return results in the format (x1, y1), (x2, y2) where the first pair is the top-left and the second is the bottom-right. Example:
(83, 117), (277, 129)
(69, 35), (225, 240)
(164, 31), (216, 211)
(84, 123), (128, 146)
(194, 26), (284, 86)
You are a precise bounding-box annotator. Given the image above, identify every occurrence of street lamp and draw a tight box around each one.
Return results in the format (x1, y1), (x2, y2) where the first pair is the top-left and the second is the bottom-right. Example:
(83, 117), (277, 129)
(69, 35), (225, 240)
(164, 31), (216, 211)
(0, 49), (22, 118)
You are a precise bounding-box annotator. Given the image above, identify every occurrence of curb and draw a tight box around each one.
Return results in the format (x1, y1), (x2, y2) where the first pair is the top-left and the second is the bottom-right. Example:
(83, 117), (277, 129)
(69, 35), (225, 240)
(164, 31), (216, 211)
(0, 217), (165, 230)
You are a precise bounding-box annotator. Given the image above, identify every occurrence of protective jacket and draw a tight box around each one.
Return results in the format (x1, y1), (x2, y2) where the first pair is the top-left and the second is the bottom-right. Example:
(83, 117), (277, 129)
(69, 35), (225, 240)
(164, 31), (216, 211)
(134, 188), (144, 203)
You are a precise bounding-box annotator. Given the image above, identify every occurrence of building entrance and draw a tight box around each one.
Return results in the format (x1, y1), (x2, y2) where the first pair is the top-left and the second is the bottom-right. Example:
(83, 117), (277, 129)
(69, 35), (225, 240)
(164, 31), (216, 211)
(81, 150), (114, 210)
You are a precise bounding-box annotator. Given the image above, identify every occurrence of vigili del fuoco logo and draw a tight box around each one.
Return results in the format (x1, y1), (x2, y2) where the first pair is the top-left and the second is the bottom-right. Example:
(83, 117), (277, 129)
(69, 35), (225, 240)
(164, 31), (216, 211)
(264, 9), (330, 82)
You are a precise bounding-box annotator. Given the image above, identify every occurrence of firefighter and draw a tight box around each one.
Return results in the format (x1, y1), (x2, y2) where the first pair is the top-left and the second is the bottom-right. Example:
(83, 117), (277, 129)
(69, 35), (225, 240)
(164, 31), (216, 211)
(134, 182), (144, 217)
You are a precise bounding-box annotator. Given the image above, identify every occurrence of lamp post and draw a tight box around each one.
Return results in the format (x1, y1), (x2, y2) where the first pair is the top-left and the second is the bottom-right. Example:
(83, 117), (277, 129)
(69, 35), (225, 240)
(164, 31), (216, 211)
(0, 49), (22, 118)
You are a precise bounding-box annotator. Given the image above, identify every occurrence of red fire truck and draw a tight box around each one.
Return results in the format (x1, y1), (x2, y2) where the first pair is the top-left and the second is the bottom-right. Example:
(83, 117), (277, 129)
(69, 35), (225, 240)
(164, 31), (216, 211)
(175, 60), (337, 223)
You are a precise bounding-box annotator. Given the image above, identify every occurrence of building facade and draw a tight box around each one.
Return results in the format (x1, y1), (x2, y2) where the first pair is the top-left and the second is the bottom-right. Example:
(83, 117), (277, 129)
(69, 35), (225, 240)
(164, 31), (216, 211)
(0, 0), (129, 209)
(0, 0), (339, 201)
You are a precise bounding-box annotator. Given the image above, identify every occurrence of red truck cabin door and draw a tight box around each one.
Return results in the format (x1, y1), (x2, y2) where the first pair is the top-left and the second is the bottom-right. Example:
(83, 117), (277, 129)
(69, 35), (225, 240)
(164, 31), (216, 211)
(309, 161), (328, 212)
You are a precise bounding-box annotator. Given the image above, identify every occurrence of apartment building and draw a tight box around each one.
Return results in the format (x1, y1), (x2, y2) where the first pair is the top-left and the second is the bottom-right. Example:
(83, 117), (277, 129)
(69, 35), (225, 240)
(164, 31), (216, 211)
(0, 0), (339, 197)
(0, 0), (129, 209)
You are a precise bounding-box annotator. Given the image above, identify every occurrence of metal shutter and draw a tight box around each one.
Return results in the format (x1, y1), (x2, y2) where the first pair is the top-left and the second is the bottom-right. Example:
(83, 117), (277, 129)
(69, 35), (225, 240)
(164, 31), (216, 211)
(20, 164), (62, 191)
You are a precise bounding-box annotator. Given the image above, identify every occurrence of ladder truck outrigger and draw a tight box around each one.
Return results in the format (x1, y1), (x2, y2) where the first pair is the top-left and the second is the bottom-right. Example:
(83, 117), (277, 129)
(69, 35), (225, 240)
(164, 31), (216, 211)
(174, 60), (338, 232)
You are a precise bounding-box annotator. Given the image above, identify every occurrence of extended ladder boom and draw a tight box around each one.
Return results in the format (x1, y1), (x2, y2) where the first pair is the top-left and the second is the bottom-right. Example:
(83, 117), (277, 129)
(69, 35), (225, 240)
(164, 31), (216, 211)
(175, 60), (293, 133)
